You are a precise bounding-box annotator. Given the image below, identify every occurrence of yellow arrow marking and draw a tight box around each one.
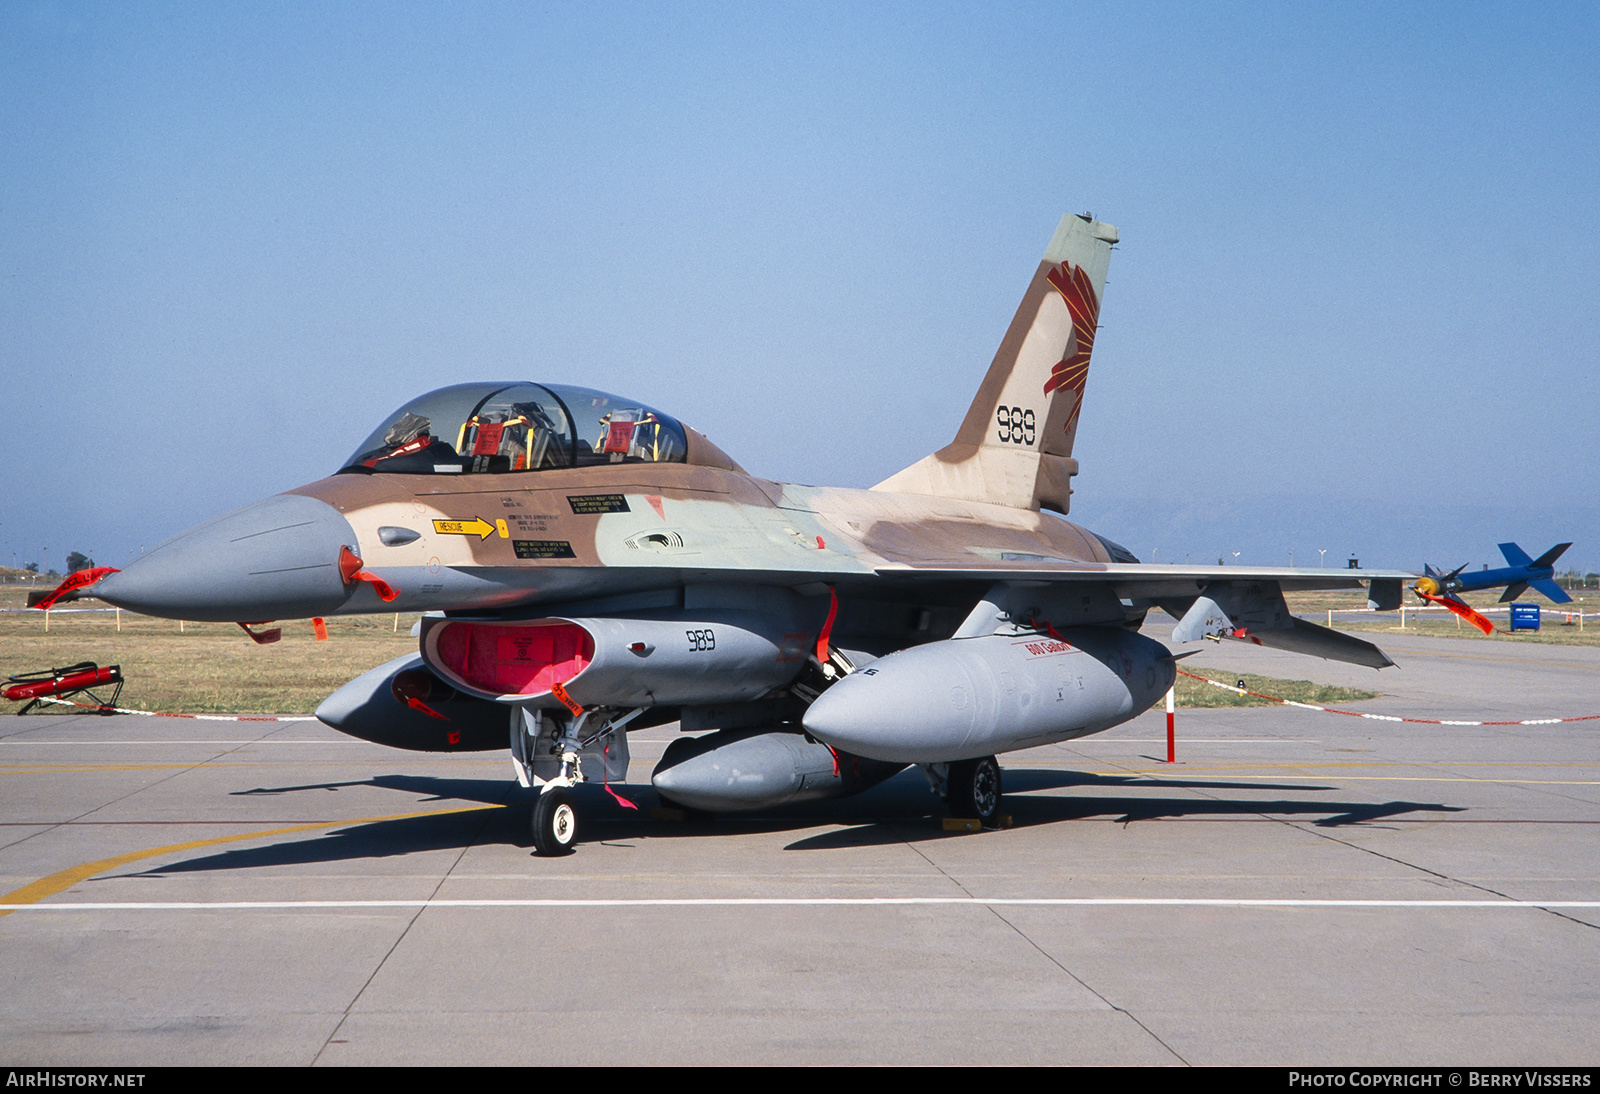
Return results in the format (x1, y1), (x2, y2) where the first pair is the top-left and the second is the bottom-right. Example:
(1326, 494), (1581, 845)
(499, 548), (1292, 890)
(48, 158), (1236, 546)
(432, 517), (496, 540)
(0, 803), (505, 916)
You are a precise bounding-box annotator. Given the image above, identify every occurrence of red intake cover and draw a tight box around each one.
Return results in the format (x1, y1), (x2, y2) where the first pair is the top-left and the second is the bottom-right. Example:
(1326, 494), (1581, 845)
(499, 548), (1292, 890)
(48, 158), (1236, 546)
(431, 621), (594, 697)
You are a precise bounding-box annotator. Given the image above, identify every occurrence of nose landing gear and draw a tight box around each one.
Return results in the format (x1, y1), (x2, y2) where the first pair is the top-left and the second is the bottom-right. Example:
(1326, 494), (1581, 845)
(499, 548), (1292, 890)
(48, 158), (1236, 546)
(531, 787), (578, 855)
(511, 704), (641, 856)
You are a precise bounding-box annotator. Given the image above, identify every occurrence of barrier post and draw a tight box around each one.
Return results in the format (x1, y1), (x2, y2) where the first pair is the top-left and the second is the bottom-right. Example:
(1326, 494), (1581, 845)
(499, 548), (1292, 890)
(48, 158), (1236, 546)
(1165, 685), (1176, 763)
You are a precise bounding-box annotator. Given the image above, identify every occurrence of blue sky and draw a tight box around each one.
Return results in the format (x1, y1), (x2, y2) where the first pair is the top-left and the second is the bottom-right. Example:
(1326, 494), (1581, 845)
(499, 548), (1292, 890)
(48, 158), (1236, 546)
(3, 2), (1596, 575)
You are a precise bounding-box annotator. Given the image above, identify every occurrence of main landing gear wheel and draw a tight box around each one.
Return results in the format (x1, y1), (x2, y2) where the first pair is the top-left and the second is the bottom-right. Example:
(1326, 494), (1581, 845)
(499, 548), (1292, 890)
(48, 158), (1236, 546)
(531, 788), (578, 856)
(947, 756), (1002, 827)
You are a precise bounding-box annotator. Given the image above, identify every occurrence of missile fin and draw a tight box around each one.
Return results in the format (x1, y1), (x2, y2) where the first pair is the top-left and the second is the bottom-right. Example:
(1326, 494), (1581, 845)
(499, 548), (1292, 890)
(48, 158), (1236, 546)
(1531, 542), (1572, 570)
(1499, 581), (1530, 603)
(1498, 542), (1534, 568)
(1530, 579), (1573, 604)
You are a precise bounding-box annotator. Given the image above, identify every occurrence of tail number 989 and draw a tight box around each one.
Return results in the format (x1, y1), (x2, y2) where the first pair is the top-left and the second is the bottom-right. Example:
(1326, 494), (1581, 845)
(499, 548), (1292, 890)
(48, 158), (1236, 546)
(996, 405), (1036, 445)
(686, 629), (717, 652)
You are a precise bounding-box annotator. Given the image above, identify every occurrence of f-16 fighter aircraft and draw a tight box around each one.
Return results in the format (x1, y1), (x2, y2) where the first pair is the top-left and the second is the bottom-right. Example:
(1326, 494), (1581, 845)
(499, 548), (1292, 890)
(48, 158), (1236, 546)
(85, 213), (1412, 854)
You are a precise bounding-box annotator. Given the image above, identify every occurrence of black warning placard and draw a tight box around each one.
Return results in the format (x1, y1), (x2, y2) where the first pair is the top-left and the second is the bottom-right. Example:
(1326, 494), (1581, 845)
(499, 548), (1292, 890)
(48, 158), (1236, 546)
(513, 540), (578, 559)
(566, 493), (630, 514)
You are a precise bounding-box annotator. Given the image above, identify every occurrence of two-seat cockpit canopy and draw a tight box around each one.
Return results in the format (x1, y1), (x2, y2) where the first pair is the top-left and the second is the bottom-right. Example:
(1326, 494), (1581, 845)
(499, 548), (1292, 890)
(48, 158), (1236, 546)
(340, 383), (690, 476)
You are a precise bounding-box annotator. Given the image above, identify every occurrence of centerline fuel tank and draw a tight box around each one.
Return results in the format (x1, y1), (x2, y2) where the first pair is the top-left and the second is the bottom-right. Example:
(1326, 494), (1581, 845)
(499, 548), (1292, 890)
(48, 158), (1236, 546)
(651, 726), (906, 813)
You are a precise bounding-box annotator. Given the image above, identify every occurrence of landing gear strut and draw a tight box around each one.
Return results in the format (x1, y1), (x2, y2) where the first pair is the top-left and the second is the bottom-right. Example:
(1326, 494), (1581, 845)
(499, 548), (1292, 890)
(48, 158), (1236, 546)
(946, 755), (1002, 826)
(511, 705), (642, 856)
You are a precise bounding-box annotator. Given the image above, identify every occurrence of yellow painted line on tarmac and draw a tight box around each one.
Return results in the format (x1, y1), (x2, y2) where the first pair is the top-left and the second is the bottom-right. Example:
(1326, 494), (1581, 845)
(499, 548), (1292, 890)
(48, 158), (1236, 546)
(0, 803), (506, 917)
(1097, 770), (1600, 786)
(1025, 760), (1600, 770)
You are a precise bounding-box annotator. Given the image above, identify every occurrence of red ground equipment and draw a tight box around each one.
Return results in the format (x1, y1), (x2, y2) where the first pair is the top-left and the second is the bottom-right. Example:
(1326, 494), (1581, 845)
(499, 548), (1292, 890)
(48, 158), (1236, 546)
(3, 662), (124, 715)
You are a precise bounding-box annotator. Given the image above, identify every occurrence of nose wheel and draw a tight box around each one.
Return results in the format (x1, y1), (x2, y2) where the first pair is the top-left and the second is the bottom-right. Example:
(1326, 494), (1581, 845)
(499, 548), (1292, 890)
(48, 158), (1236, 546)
(947, 755), (1002, 827)
(531, 788), (578, 855)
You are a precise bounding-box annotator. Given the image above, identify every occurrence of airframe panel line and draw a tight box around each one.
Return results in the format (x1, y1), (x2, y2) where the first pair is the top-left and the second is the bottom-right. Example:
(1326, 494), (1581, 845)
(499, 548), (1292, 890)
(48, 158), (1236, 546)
(4, 898), (1600, 911)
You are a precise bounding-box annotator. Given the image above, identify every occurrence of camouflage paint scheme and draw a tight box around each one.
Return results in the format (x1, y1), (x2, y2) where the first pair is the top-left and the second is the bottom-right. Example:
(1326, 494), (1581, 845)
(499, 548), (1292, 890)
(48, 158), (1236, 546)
(90, 213), (1413, 848)
(245, 213), (1404, 648)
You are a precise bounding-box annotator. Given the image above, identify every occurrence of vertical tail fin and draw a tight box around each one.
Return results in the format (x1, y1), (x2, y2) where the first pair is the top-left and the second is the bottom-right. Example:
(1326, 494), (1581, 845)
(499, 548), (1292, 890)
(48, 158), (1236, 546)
(873, 213), (1118, 513)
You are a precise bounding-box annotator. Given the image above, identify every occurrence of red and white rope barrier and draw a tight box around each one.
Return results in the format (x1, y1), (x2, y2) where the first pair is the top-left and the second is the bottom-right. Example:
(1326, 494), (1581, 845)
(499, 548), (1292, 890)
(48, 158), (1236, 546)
(24, 694), (316, 722)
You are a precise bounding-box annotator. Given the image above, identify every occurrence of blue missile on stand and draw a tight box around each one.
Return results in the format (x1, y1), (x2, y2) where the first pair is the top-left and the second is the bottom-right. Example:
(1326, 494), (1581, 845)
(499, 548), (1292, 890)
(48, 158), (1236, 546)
(1412, 542), (1573, 634)
(1416, 543), (1573, 603)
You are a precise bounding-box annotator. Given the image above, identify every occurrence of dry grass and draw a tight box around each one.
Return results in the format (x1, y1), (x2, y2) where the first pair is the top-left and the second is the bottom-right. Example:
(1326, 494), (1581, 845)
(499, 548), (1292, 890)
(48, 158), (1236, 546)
(1283, 588), (1600, 648)
(0, 586), (419, 715)
(1175, 668), (1378, 709)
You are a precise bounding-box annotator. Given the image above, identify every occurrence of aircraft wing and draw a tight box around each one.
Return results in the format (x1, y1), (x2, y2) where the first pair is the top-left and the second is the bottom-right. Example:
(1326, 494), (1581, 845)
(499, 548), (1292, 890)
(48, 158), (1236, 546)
(871, 561), (1415, 595)
(870, 562), (1412, 670)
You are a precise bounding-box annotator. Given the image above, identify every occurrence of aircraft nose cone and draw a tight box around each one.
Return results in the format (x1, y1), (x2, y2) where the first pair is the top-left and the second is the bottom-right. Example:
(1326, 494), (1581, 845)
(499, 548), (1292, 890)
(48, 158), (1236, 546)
(96, 494), (361, 622)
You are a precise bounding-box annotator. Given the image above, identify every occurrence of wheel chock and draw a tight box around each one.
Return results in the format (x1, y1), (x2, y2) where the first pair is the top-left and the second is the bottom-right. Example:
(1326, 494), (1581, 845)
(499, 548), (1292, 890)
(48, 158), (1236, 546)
(942, 815), (1014, 832)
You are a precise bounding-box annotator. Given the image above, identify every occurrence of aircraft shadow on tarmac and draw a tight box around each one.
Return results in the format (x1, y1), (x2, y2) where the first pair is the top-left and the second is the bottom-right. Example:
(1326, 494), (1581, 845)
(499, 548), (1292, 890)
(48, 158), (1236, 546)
(116, 769), (1462, 877)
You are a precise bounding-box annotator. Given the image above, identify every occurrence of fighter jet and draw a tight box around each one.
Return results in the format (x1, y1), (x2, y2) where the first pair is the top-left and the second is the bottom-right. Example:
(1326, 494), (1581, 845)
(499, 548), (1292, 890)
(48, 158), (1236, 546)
(83, 213), (1412, 854)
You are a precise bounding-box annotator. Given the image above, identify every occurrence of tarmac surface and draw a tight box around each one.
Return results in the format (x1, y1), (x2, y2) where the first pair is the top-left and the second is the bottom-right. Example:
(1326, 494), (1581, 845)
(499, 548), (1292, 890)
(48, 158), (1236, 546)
(2, 622), (1598, 1065)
